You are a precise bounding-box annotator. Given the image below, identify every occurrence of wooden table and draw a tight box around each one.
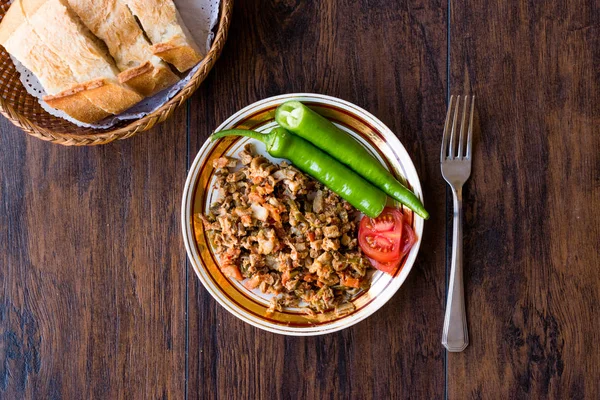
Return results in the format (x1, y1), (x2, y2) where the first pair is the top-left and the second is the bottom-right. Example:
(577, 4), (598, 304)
(1, 0), (598, 398)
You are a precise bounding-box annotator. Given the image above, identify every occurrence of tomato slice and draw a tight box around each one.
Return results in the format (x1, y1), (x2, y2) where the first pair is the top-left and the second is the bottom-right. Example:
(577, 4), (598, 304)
(358, 207), (404, 263)
(221, 264), (243, 281)
(399, 213), (417, 258)
(369, 257), (401, 274)
(364, 210), (418, 275)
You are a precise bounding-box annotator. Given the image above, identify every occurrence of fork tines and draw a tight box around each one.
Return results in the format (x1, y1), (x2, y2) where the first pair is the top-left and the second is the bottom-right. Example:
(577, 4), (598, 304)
(441, 95), (475, 161)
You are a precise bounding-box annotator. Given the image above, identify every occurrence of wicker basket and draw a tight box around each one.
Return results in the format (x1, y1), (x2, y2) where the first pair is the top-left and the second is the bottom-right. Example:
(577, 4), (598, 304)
(0, 0), (233, 146)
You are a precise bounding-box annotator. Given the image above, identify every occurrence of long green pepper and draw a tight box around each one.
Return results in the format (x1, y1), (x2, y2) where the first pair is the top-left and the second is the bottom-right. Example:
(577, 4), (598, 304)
(275, 101), (430, 219)
(211, 128), (387, 218)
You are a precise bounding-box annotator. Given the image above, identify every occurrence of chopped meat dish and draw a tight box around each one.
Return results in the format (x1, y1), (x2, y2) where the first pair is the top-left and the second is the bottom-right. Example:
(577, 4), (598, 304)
(199, 144), (373, 316)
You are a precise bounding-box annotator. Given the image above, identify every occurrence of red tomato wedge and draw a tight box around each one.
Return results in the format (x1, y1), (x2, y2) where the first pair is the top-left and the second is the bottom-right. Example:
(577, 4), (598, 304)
(368, 258), (401, 274)
(221, 264), (243, 281)
(399, 214), (417, 258)
(358, 207), (404, 262)
(360, 208), (417, 275)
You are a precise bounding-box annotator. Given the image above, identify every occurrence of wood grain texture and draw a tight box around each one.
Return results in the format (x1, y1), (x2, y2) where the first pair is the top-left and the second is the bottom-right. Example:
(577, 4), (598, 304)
(449, 0), (600, 398)
(187, 0), (448, 399)
(0, 109), (188, 399)
(2, 0), (599, 399)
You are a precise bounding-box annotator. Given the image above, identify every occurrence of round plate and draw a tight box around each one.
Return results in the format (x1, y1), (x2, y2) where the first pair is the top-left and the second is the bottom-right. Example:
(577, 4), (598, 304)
(182, 93), (425, 336)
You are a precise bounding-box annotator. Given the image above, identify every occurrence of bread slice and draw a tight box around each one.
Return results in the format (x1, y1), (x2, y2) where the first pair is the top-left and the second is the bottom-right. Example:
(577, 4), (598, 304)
(123, 0), (203, 72)
(21, 0), (118, 81)
(65, 0), (179, 96)
(116, 60), (179, 96)
(0, 7), (74, 95)
(44, 80), (113, 123)
(0, 1), (110, 122)
(21, 0), (143, 115)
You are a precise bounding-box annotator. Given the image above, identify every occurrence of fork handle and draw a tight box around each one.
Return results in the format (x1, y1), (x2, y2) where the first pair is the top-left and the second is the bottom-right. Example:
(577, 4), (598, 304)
(442, 187), (469, 352)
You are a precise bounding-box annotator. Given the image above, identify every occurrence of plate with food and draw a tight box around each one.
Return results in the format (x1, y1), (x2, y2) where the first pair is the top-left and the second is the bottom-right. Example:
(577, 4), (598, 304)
(182, 93), (428, 335)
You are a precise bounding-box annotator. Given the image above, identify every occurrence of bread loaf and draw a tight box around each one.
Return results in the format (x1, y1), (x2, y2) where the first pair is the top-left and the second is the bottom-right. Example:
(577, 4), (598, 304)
(21, 0), (143, 115)
(0, 0), (197, 124)
(123, 0), (203, 72)
(65, 0), (180, 96)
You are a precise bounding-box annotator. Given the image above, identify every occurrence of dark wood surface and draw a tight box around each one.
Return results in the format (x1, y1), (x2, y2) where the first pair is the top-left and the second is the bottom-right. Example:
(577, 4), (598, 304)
(0, 0), (598, 399)
(449, 1), (600, 398)
(0, 107), (189, 399)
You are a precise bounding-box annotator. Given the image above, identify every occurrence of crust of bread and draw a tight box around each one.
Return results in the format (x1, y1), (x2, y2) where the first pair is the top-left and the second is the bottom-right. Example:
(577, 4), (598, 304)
(22, 0), (119, 82)
(45, 75), (143, 116)
(21, 0), (109, 51)
(0, 2), (111, 122)
(117, 61), (178, 96)
(151, 36), (203, 73)
(66, 0), (179, 95)
(122, 0), (178, 43)
(43, 80), (111, 123)
(66, 0), (143, 70)
(42, 78), (141, 122)
(0, 0), (195, 123)
(80, 78), (143, 114)
(22, 0), (143, 115)
(123, 0), (203, 72)
(5, 32), (76, 95)
(0, 3), (78, 95)
(118, 61), (154, 83)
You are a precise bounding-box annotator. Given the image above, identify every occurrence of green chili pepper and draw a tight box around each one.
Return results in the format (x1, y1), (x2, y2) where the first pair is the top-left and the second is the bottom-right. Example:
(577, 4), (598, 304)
(275, 101), (430, 219)
(211, 128), (387, 218)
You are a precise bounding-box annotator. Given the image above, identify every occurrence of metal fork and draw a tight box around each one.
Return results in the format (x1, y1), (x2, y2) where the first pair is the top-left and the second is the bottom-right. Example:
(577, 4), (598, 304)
(441, 95), (475, 352)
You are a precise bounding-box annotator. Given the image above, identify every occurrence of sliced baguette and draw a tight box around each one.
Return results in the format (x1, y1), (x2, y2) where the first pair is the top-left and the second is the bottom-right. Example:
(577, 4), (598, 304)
(21, 0), (118, 82)
(21, 0), (143, 115)
(123, 0), (203, 72)
(0, 1), (110, 122)
(116, 60), (179, 96)
(65, 0), (179, 96)
(0, 4), (74, 95)
(44, 80), (113, 123)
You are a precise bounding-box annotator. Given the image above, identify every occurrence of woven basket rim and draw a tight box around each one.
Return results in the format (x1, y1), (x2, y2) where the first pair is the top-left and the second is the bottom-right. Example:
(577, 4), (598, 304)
(0, 0), (234, 146)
